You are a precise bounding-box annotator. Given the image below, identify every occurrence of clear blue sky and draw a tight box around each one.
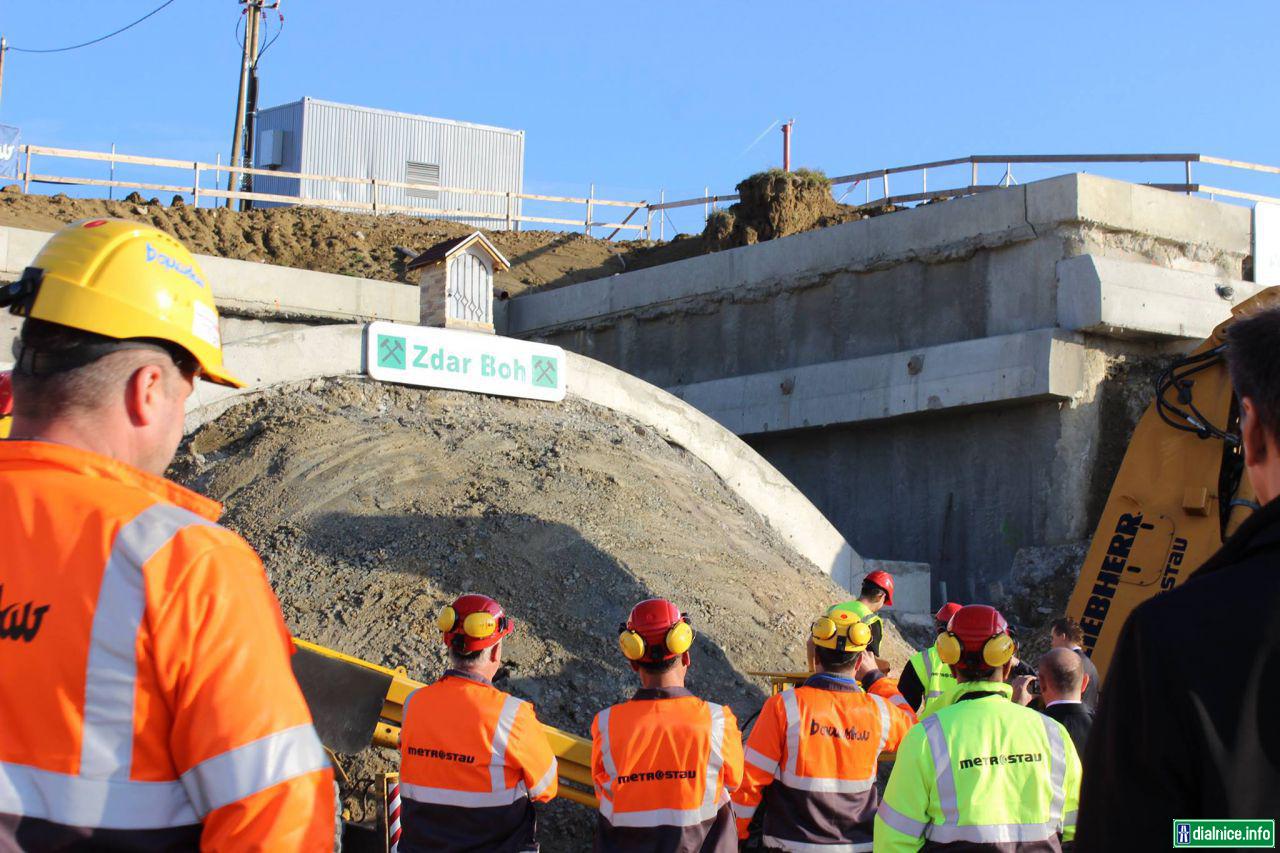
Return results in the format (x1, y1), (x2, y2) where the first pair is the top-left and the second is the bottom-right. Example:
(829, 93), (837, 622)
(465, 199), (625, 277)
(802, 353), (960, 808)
(2, 1), (1278, 232)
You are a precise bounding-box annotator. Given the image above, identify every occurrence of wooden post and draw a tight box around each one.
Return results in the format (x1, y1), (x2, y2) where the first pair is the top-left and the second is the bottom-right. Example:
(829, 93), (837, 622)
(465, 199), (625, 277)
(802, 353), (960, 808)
(505, 191), (514, 230)
(22, 145), (30, 193)
(371, 177), (378, 214)
(1185, 159), (1193, 196)
(970, 160), (978, 189)
(881, 170), (888, 200)
(193, 162), (200, 207)
(659, 189), (665, 241)
(584, 183), (594, 236)
(645, 206), (653, 241)
(922, 168), (927, 194)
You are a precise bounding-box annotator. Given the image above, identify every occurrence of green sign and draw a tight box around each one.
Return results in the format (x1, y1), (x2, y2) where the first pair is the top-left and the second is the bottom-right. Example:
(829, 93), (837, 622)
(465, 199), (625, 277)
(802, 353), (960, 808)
(1174, 820), (1275, 848)
(366, 321), (567, 402)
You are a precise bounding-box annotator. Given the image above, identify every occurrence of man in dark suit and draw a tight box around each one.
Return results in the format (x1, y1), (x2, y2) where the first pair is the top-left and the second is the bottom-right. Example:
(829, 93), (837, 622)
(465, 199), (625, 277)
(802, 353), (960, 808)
(1036, 647), (1093, 758)
(1050, 617), (1100, 711)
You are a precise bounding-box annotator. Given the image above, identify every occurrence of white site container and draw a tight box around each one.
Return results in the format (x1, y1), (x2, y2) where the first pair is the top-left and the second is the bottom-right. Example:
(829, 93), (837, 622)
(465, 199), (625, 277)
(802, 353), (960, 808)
(252, 97), (525, 229)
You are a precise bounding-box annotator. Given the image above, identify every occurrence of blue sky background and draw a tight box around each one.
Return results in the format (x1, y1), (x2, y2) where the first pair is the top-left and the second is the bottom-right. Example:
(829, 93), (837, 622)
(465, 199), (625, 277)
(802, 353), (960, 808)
(2, 1), (1278, 233)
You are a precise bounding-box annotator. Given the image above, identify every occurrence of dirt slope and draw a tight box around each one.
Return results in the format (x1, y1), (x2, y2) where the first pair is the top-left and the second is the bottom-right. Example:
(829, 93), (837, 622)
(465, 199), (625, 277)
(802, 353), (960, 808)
(0, 190), (704, 296)
(171, 377), (914, 848)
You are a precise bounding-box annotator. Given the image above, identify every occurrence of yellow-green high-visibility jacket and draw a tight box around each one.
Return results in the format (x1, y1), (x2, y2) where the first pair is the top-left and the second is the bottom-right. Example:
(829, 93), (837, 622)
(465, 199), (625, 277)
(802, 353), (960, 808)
(829, 600), (883, 655)
(908, 645), (956, 720)
(874, 681), (1080, 851)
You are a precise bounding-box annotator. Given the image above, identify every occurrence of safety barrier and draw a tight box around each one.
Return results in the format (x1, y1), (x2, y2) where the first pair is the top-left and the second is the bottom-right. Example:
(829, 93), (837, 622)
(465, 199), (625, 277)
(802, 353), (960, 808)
(11, 144), (1277, 241)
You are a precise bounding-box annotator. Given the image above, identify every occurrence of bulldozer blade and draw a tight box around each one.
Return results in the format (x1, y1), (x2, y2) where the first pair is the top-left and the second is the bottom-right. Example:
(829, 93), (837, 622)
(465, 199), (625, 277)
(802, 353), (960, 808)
(293, 644), (394, 754)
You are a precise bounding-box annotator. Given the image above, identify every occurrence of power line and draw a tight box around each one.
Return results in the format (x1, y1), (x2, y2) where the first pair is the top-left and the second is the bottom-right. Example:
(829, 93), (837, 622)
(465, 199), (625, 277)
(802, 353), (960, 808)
(7, 0), (180, 54)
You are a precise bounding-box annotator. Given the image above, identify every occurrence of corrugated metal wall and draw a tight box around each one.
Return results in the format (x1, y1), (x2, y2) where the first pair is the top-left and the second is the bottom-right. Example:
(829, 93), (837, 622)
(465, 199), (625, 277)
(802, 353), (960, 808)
(252, 101), (305, 203)
(290, 99), (524, 229)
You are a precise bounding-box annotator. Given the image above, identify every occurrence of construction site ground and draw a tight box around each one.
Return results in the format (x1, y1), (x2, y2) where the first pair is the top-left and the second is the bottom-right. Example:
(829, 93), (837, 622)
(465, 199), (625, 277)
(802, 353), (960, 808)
(172, 377), (915, 848)
(0, 177), (893, 296)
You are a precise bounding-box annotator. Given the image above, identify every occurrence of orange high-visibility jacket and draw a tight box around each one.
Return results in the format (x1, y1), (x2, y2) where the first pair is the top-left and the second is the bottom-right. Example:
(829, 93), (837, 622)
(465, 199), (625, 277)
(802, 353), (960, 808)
(0, 441), (334, 850)
(732, 673), (915, 851)
(398, 670), (557, 852)
(870, 675), (919, 722)
(591, 687), (744, 853)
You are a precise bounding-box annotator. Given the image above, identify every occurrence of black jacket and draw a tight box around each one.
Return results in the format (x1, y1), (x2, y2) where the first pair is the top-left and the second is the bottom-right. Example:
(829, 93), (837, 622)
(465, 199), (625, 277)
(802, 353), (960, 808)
(1076, 495), (1280, 850)
(1071, 647), (1101, 712)
(1042, 702), (1093, 759)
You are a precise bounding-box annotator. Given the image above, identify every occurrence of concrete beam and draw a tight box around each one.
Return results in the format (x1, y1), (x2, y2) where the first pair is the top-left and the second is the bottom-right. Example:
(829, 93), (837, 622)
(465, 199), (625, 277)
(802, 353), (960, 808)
(1057, 254), (1265, 340)
(0, 225), (417, 325)
(186, 324), (871, 591)
(668, 329), (1090, 436)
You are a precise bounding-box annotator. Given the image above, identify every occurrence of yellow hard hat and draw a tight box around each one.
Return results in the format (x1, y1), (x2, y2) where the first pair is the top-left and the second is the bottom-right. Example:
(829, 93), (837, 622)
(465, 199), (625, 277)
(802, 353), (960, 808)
(2, 219), (243, 387)
(810, 609), (872, 652)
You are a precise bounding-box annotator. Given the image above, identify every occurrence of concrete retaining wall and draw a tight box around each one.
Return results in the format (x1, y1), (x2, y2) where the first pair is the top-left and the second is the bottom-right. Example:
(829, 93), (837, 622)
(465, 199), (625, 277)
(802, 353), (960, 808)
(500, 174), (1260, 601)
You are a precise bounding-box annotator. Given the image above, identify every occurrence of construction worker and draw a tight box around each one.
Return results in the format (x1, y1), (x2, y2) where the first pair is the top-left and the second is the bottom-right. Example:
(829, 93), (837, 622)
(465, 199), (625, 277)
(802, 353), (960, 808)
(830, 569), (895, 657)
(0, 371), (11, 438)
(399, 594), (558, 852)
(874, 605), (1081, 851)
(732, 609), (916, 851)
(592, 598), (744, 851)
(897, 602), (962, 718)
(0, 220), (334, 848)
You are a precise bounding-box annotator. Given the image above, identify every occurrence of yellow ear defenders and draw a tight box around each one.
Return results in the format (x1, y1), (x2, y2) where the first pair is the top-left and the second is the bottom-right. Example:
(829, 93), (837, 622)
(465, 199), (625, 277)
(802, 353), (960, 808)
(617, 617), (694, 661)
(810, 610), (873, 652)
(936, 630), (1016, 668)
(437, 606), (504, 639)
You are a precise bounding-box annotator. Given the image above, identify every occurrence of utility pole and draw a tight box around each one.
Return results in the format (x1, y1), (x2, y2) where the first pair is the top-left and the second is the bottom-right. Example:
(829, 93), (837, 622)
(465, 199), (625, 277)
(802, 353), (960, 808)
(781, 120), (793, 172)
(226, 1), (264, 207)
(239, 6), (262, 210)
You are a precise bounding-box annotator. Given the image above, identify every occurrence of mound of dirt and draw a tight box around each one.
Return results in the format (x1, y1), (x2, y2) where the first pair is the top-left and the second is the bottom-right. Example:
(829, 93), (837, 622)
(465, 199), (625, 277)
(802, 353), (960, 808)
(704, 169), (900, 250)
(0, 191), (705, 297)
(171, 377), (914, 848)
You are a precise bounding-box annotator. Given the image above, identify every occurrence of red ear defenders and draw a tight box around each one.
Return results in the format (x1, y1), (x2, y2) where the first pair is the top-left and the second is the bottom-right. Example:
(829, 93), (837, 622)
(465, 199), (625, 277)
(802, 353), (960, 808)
(617, 616), (694, 662)
(936, 629), (1015, 669)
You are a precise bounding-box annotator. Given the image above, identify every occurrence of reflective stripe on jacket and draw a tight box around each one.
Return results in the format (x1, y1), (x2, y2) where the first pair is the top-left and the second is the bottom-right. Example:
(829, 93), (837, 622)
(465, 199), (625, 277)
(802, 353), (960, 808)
(398, 670), (557, 852)
(0, 441), (334, 850)
(907, 646), (956, 719)
(732, 674), (914, 851)
(591, 687), (743, 852)
(874, 681), (1081, 852)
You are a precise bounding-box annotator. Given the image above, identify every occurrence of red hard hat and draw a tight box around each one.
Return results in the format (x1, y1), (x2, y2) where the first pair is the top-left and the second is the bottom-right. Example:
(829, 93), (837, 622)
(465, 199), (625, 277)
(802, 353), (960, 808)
(864, 570), (895, 606)
(934, 602), (963, 624)
(938, 604), (1016, 672)
(619, 598), (693, 663)
(437, 593), (513, 653)
(0, 372), (11, 417)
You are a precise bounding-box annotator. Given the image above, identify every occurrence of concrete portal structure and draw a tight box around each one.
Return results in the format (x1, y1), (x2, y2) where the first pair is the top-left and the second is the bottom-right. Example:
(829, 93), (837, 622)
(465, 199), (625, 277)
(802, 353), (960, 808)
(502, 174), (1264, 604)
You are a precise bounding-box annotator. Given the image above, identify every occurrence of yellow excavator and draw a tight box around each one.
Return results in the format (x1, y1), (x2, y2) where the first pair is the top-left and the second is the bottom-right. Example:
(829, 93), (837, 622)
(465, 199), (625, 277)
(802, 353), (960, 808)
(1065, 286), (1280, 678)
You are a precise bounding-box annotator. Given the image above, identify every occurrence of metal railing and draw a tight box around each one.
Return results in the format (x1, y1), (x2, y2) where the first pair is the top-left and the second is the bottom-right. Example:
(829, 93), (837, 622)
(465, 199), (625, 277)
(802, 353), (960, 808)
(10, 144), (649, 237)
(8, 145), (1280, 243)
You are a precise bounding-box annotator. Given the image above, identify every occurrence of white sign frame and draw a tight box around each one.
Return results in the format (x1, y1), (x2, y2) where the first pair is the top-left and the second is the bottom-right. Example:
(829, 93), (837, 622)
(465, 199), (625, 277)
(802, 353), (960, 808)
(365, 321), (567, 402)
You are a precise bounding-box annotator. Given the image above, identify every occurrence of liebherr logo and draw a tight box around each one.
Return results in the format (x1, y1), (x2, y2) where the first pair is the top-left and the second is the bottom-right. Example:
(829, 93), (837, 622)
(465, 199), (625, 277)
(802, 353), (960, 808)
(0, 585), (50, 642)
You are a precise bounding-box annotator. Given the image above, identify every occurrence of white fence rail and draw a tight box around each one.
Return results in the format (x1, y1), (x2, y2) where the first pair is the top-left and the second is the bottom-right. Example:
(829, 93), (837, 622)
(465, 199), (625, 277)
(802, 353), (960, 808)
(8, 145), (1280, 242)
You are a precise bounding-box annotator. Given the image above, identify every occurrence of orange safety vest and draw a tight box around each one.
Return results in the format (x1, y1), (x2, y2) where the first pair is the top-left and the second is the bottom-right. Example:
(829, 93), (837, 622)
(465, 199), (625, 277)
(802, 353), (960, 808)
(398, 670), (558, 852)
(731, 673), (915, 851)
(591, 687), (744, 852)
(0, 441), (334, 850)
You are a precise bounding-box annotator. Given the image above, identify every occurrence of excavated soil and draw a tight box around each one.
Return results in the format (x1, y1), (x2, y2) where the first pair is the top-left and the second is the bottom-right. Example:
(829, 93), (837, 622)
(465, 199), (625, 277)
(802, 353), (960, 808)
(0, 190), (705, 297)
(171, 377), (914, 850)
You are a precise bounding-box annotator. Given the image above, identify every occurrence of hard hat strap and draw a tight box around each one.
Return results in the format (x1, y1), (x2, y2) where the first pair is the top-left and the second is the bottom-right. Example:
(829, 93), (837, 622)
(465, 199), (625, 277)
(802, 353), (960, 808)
(14, 337), (193, 378)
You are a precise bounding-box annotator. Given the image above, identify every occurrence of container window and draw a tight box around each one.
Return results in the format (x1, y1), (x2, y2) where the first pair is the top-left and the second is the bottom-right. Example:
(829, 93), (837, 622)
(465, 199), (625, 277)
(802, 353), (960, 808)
(406, 161), (441, 201)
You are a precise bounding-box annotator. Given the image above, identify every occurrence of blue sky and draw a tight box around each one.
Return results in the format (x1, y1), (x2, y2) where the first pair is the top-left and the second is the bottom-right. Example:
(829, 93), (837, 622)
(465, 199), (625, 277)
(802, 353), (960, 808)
(2, 1), (1278, 233)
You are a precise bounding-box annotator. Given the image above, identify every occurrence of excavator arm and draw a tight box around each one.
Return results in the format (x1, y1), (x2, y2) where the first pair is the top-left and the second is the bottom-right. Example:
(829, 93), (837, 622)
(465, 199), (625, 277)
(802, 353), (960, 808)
(1066, 286), (1280, 679)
